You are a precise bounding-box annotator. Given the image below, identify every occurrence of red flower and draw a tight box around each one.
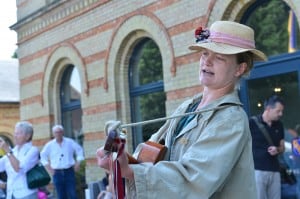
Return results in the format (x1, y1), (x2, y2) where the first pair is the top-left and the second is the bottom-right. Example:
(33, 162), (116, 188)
(195, 27), (203, 36)
(194, 26), (210, 43)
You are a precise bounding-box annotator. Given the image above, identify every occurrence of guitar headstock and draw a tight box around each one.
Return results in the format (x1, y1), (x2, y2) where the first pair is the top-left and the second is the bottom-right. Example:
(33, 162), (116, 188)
(104, 130), (119, 152)
(103, 129), (127, 153)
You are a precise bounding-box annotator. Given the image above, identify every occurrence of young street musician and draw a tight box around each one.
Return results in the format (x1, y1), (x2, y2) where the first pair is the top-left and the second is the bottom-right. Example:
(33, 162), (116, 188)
(97, 21), (267, 199)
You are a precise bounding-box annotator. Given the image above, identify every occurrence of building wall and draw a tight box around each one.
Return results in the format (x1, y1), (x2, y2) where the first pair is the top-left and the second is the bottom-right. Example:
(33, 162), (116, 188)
(0, 103), (20, 142)
(12, 0), (300, 183)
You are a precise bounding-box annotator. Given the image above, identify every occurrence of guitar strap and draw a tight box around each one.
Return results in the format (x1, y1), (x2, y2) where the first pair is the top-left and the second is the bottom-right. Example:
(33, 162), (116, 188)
(112, 138), (125, 199)
(252, 116), (274, 145)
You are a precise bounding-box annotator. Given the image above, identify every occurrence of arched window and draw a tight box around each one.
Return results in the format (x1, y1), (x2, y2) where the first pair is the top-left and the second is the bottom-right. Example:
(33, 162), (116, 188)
(60, 65), (83, 145)
(241, 0), (299, 57)
(129, 38), (166, 147)
(239, 4), (300, 191)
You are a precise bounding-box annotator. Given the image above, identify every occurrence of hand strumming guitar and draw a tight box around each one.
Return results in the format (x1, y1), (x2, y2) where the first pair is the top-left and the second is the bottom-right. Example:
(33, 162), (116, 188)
(97, 119), (167, 181)
(96, 120), (134, 180)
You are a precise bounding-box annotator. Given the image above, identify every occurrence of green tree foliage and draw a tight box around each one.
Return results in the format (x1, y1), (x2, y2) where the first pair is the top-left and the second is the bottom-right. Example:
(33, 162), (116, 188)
(138, 40), (163, 85)
(246, 1), (290, 56)
(140, 92), (166, 141)
(12, 51), (18, 59)
(133, 39), (166, 141)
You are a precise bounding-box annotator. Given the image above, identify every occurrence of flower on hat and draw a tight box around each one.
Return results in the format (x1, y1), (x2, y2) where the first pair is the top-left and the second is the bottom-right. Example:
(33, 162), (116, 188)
(189, 21), (267, 61)
(195, 27), (210, 43)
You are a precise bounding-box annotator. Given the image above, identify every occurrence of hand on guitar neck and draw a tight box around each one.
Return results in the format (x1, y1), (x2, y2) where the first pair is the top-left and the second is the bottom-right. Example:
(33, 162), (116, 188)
(104, 129), (167, 164)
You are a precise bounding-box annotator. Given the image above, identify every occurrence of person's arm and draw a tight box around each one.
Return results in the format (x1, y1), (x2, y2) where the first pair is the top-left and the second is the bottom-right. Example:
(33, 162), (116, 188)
(130, 113), (251, 198)
(6, 150), (20, 172)
(0, 181), (6, 190)
(73, 141), (84, 171)
(0, 138), (20, 172)
(118, 149), (134, 180)
(276, 125), (285, 154)
(12, 145), (39, 173)
(40, 143), (54, 175)
(267, 141), (285, 156)
(277, 139), (285, 154)
(268, 138), (285, 155)
(288, 128), (298, 138)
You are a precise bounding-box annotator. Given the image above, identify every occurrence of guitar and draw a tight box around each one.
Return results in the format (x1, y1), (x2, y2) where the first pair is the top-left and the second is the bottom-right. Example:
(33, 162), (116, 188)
(104, 129), (167, 164)
(103, 127), (167, 199)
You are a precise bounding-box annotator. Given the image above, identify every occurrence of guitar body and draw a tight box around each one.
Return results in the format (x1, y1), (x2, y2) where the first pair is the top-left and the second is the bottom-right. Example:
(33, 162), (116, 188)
(135, 141), (167, 164)
(104, 130), (167, 164)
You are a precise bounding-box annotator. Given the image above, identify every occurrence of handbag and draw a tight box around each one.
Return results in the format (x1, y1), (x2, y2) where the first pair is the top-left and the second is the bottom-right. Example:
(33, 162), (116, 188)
(279, 161), (297, 185)
(26, 163), (51, 189)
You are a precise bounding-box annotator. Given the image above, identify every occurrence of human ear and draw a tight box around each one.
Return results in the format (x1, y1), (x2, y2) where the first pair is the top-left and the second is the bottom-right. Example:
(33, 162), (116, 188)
(235, 62), (248, 77)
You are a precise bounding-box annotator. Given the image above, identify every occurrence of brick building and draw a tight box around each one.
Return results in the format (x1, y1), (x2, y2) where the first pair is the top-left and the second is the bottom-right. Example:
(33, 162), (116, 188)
(0, 59), (20, 148)
(10, 0), (300, 188)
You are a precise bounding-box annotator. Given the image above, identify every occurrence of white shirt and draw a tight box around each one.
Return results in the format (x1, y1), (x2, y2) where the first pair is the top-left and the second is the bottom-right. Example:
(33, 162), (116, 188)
(40, 137), (84, 169)
(0, 142), (39, 199)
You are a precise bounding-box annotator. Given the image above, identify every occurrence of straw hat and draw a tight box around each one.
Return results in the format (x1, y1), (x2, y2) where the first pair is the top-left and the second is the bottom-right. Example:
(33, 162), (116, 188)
(189, 21), (267, 61)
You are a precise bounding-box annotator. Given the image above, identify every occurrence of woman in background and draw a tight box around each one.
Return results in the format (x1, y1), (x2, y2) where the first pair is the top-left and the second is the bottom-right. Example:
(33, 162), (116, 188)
(0, 121), (39, 199)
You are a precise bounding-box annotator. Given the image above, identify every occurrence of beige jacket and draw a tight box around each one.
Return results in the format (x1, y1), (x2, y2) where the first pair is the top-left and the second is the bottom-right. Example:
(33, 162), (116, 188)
(127, 91), (257, 199)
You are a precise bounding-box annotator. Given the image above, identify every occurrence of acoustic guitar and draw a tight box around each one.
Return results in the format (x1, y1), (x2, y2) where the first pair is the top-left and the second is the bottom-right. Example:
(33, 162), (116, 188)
(104, 129), (167, 164)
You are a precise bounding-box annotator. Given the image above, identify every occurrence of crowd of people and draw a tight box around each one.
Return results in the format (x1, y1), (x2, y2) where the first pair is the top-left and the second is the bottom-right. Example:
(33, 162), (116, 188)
(0, 122), (84, 199)
(0, 20), (298, 199)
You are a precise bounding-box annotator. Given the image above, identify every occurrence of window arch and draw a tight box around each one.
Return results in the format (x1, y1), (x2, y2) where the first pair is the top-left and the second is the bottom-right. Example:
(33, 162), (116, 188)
(60, 64), (83, 145)
(241, 0), (299, 57)
(129, 38), (166, 147)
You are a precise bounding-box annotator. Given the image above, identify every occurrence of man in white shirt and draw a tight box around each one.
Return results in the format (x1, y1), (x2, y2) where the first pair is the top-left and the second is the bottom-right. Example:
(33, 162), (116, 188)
(40, 125), (84, 199)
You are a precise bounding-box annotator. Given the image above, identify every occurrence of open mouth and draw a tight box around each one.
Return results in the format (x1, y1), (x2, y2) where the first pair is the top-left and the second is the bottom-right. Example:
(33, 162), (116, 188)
(202, 69), (214, 75)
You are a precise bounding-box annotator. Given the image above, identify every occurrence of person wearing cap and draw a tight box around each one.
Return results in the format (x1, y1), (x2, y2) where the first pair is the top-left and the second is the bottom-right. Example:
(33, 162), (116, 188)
(97, 20), (267, 199)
